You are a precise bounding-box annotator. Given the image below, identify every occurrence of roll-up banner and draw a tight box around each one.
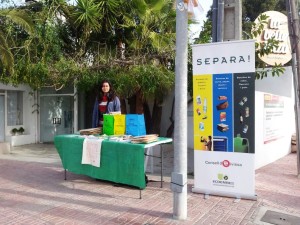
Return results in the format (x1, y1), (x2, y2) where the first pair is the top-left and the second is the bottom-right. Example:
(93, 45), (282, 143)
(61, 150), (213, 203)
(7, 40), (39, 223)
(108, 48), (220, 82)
(192, 40), (256, 200)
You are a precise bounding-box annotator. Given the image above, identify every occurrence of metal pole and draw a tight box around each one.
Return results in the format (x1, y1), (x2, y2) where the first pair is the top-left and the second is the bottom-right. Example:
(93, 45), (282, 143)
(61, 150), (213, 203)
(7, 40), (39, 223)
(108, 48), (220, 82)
(212, 0), (218, 42)
(286, 0), (300, 177)
(217, 0), (224, 42)
(74, 84), (78, 133)
(172, 0), (188, 220)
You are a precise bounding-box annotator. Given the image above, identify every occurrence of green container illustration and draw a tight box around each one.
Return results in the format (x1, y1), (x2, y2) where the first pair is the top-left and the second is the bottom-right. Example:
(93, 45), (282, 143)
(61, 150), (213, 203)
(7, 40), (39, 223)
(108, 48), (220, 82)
(234, 134), (249, 153)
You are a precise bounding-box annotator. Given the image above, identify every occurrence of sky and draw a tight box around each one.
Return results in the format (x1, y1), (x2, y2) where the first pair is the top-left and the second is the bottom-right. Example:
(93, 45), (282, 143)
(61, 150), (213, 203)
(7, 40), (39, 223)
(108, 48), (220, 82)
(0, 0), (74, 7)
(189, 0), (213, 41)
(0, 0), (22, 8)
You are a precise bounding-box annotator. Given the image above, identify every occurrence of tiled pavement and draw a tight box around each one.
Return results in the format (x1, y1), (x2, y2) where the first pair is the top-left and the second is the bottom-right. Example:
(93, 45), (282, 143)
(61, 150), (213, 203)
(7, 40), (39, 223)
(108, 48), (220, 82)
(0, 144), (299, 224)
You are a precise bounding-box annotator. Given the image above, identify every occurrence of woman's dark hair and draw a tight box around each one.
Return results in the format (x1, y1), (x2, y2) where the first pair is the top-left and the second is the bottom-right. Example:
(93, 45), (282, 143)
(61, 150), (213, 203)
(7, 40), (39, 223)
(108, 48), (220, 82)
(99, 79), (117, 100)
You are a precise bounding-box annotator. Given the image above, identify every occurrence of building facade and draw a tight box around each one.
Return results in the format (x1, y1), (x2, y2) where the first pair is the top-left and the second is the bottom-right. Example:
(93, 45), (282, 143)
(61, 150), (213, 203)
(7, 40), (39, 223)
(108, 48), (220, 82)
(0, 83), (81, 148)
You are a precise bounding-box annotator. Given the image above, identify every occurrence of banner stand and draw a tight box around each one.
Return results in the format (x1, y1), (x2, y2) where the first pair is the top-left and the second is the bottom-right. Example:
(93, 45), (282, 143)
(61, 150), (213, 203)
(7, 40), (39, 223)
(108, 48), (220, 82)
(192, 40), (256, 200)
(191, 187), (257, 201)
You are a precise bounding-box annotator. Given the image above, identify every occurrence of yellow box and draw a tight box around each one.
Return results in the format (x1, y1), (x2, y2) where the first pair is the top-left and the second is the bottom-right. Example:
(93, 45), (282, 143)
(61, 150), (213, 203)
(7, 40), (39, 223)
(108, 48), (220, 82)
(114, 114), (126, 135)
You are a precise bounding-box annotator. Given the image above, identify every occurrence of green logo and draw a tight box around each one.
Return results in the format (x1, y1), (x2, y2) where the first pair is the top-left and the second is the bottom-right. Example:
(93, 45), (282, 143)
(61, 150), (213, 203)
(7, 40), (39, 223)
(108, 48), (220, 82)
(217, 173), (228, 180)
(218, 173), (223, 180)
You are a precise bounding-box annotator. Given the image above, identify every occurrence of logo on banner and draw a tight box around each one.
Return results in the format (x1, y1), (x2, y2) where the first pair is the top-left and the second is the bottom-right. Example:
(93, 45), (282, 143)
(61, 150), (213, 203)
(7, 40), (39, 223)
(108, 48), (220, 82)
(213, 173), (234, 187)
(205, 160), (242, 167)
(196, 55), (250, 66)
(222, 160), (230, 167)
(217, 173), (228, 180)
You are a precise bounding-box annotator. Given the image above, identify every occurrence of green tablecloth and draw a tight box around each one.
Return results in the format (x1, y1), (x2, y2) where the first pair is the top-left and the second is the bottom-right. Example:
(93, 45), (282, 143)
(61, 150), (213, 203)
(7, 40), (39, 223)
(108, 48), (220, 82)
(54, 135), (146, 189)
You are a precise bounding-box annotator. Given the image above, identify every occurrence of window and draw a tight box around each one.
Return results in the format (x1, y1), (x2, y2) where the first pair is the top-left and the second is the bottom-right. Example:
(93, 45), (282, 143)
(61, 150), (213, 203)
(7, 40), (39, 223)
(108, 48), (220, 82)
(7, 91), (23, 126)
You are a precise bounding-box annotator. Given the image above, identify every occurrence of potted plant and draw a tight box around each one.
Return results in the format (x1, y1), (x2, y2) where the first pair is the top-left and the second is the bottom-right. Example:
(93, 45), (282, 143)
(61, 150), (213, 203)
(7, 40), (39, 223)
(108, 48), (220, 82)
(18, 127), (25, 135)
(11, 128), (18, 136)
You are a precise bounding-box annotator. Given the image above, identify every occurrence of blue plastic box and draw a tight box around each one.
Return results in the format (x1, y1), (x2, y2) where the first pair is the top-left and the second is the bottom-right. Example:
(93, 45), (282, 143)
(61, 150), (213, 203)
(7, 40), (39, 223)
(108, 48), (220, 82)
(126, 114), (146, 136)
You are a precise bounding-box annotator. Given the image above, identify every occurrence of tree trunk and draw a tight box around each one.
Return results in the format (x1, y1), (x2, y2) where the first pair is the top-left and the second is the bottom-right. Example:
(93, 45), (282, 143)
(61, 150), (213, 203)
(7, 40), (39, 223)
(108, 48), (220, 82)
(166, 97), (175, 137)
(120, 97), (127, 114)
(135, 89), (144, 114)
(143, 102), (153, 134)
(128, 95), (136, 113)
(85, 87), (98, 128)
(152, 98), (163, 135)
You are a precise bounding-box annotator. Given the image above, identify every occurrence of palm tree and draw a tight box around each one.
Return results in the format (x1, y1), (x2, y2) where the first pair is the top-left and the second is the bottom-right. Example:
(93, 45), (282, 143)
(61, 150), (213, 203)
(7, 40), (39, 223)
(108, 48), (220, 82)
(0, 31), (14, 75)
(0, 8), (34, 75)
(71, 0), (102, 56)
(121, 0), (176, 134)
(127, 0), (176, 62)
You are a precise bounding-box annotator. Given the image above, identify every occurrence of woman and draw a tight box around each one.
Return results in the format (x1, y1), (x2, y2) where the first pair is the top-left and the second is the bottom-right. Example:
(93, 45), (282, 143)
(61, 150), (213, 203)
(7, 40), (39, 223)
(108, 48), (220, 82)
(92, 80), (121, 128)
(204, 136), (212, 151)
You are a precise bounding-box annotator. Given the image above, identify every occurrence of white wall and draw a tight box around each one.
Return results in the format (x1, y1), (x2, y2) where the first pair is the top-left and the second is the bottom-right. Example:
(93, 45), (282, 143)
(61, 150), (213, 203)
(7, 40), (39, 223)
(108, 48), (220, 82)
(0, 83), (37, 146)
(160, 90), (176, 137)
(254, 91), (294, 169)
(255, 67), (293, 98)
(254, 66), (295, 169)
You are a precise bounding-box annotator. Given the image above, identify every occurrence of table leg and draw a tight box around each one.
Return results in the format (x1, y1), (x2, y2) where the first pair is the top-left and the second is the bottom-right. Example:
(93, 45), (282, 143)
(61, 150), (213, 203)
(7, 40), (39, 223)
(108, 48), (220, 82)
(160, 145), (163, 188)
(64, 169), (67, 180)
(144, 144), (165, 187)
(139, 189), (142, 199)
(144, 147), (154, 173)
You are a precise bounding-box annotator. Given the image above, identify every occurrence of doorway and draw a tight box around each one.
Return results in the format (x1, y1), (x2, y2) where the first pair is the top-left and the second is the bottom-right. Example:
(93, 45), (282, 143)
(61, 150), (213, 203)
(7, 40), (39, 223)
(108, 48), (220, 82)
(40, 95), (74, 143)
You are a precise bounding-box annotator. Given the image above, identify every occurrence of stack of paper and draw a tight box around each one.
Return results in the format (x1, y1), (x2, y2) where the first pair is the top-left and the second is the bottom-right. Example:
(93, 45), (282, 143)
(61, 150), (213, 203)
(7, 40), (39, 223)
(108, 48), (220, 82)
(130, 134), (158, 144)
(79, 127), (102, 135)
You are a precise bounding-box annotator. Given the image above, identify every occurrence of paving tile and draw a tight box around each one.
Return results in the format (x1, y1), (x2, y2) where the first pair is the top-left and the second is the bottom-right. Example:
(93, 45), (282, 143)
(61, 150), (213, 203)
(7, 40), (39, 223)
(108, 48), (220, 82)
(0, 145), (299, 225)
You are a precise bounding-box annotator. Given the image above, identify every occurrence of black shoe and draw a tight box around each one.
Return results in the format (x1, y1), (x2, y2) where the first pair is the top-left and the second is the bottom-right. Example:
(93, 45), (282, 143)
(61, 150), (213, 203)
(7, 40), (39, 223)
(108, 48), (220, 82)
(145, 174), (148, 185)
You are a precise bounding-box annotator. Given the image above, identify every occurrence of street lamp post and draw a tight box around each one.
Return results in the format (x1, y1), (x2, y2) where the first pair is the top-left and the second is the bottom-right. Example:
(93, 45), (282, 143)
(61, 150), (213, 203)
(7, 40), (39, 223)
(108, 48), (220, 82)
(171, 0), (188, 220)
(286, 0), (300, 177)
